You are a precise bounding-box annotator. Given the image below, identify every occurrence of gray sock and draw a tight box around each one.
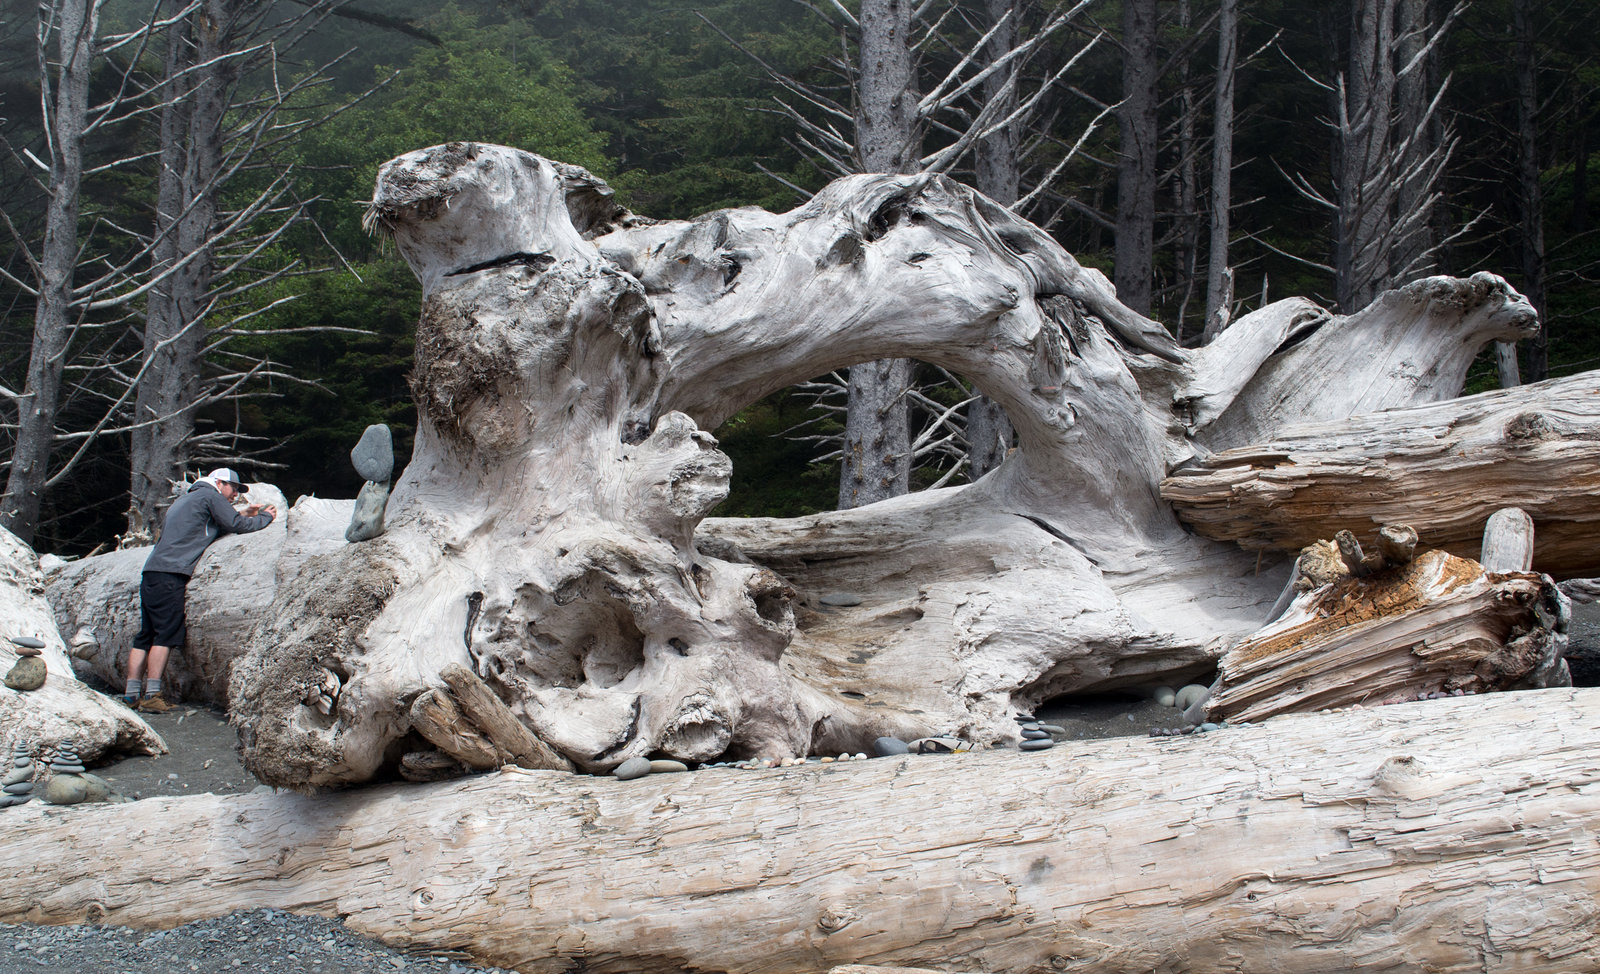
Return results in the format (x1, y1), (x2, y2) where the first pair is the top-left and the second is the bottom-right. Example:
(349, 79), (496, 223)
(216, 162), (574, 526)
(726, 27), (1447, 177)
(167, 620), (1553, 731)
(144, 678), (162, 699)
(124, 678), (141, 698)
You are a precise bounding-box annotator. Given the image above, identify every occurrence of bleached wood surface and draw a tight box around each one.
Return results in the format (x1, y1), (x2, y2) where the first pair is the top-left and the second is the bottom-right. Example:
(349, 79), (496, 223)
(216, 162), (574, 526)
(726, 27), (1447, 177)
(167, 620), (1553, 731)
(1160, 372), (1600, 578)
(0, 526), (162, 762)
(50, 144), (1553, 789)
(45, 488), (335, 705)
(7, 687), (1600, 974)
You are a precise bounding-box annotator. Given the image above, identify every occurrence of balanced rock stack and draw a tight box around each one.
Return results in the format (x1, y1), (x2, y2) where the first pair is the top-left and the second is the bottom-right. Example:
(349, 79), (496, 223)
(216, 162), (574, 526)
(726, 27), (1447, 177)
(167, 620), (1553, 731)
(1015, 715), (1065, 752)
(3, 635), (47, 692)
(346, 423), (395, 543)
(1, 743), (34, 808)
(42, 741), (89, 806)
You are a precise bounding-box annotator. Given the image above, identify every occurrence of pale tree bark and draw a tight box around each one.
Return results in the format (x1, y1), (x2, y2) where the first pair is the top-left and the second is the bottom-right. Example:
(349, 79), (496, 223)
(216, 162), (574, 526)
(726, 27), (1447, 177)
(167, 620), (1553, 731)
(127, 9), (211, 540)
(0, 524), (163, 764)
(1162, 364), (1599, 579)
(1335, 0), (1397, 313)
(1392, 0), (1436, 281)
(841, 0), (921, 508)
(1513, 0), (1548, 382)
(8, 688), (1600, 973)
(0, 0), (100, 546)
(1114, 0), (1158, 316)
(965, 0), (1019, 481)
(1202, 0), (1238, 343)
(1172, 0), (1200, 339)
(149, 144), (1547, 792)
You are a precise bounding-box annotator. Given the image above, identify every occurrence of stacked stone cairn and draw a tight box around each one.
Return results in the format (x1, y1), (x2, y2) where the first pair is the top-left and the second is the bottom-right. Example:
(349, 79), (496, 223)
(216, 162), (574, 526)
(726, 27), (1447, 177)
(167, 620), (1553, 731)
(41, 741), (91, 805)
(3, 635), (47, 692)
(346, 423), (395, 543)
(1015, 714), (1065, 752)
(1, 743), (34, 808)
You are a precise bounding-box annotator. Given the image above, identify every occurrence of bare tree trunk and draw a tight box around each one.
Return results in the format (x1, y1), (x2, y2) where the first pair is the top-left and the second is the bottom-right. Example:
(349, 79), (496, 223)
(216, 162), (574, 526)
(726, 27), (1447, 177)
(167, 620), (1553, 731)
(966, 0), (1020, 480)
(1392, 0), (1436, 282)
(1513, 0), (1548, 382)
(1172, 0), (1200, 340)
(0, 0), (99, 545)
(841, 0), (920, 507)
(10, 688), (1600, 974)
(1201, 0), (1237, 343)
(129, 15), (201, 539)
(1114, 0), (1158, 315)
(1336, 0), (1397, 313)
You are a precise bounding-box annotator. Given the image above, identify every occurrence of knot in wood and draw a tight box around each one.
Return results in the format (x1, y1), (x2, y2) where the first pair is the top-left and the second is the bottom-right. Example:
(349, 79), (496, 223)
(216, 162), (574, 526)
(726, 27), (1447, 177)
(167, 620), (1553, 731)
(1503, 412), (1557, 441)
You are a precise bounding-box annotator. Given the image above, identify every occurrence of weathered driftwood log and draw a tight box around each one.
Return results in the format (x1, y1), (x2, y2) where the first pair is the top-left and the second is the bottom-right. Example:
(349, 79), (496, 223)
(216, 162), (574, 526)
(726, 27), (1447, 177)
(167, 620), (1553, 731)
(1480, 506), (1536, 572)
(1203, 548), (1569, 725)
(7, 687), (1600, 974)
(0, 527), (162, 763)
(407, 663), (573, 773)
(45, 488), (337, 706)
(1160, 372), (1600, 578)
(204, 143), (1546, 788)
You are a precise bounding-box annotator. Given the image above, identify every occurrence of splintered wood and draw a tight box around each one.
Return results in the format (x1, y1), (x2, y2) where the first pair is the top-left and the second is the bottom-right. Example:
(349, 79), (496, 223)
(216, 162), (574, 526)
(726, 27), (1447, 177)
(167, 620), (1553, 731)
(1205, 549), (1567, 724)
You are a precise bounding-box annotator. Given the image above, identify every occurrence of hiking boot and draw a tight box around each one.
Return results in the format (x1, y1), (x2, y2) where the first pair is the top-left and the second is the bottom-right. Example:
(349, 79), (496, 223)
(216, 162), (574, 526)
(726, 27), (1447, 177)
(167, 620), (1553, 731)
(138, 694), (176, 713)
(120, 693), (140, 708)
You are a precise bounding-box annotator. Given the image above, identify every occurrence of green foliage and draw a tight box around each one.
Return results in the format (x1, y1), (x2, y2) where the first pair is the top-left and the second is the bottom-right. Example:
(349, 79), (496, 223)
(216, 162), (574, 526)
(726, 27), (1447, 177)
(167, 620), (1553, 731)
(221, 260), (421, 504)
(289, 5), (613, 257)
(710, 391), (840, 518)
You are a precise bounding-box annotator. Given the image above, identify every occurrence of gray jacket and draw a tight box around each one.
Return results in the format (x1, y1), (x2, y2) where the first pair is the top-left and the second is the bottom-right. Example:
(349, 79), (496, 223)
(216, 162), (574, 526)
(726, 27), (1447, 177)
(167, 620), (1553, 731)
(143, 482), (274, 577)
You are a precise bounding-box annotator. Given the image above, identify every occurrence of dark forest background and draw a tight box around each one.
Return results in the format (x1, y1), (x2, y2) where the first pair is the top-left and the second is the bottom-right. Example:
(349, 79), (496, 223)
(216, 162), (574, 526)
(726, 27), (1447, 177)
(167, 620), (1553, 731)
(2, 0), (1596, 554)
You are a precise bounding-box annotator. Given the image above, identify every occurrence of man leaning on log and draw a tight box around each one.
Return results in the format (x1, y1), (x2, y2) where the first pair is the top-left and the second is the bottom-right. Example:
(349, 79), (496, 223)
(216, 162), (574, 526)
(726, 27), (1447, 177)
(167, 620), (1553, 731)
(124, 468), (277, 712)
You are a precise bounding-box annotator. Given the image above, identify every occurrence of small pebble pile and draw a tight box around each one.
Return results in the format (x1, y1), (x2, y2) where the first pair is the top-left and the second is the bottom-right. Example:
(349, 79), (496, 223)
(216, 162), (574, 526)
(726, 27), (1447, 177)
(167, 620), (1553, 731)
(1013, 715), (1067, 752)
(4, 634), (47, 692)
(1, 742), (34, 808)
(43, 740), (89, 805)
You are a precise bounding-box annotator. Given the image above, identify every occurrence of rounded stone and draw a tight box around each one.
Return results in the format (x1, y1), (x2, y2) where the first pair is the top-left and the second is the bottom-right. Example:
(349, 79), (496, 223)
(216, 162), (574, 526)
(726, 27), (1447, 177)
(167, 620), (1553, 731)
(872, 736), (910, 757)
(613, 757), (653, 781)
(1021, 729), (1050, 740)
(350, 423), (395, 484)
(4, 657), (46, 691)
(647, 760), (688, 774)
(9, 636), (45, 650)
(1037, 723), (1066, 735)
(818, 592), (863, 607)
(80, 773), (112, 803)
(2, 768), (29, 786)
(1152, 686), (1177, 707)
(1199, 722), (1221, 732)
(1018, 739), (1054, 751)
(1019, 722), (1041, 731)
(42, 775), (88, 805)
(3, 781), (32, 795)
(14, 646), (41, 658)
(1174, 684), (1209, 712)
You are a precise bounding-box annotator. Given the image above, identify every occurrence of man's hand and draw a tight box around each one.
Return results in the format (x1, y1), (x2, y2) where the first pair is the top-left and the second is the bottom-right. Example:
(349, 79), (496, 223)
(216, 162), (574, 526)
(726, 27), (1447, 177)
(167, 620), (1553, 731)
(245, 503), (278, 519)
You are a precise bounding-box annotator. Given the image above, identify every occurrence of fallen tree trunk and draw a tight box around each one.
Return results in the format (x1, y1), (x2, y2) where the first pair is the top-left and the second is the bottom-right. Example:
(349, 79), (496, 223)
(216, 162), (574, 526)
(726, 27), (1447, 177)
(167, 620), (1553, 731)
(0, 526), (162, 764)
(1160, 372), (1600, 578)
(44, 485), (319, 706)
(7, 687), (1600, 973)
(214, 145), (1551, 789)
(1202, 548), (1569, 724)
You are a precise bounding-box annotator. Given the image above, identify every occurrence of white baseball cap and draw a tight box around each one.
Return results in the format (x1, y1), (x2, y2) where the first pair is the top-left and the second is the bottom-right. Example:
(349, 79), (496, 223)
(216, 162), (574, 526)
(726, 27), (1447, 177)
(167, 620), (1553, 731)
(207, 468), (247, 495)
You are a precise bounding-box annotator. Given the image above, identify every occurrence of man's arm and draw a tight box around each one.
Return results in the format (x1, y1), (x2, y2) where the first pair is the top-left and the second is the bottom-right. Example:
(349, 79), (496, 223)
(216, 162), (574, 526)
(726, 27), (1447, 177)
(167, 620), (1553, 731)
(209, 490), (276, 534)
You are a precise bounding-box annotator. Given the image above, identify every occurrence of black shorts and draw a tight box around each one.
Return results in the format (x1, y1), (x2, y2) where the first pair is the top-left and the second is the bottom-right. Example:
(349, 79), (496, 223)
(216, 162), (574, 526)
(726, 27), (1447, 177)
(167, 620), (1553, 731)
(133, 570), (189, 650)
